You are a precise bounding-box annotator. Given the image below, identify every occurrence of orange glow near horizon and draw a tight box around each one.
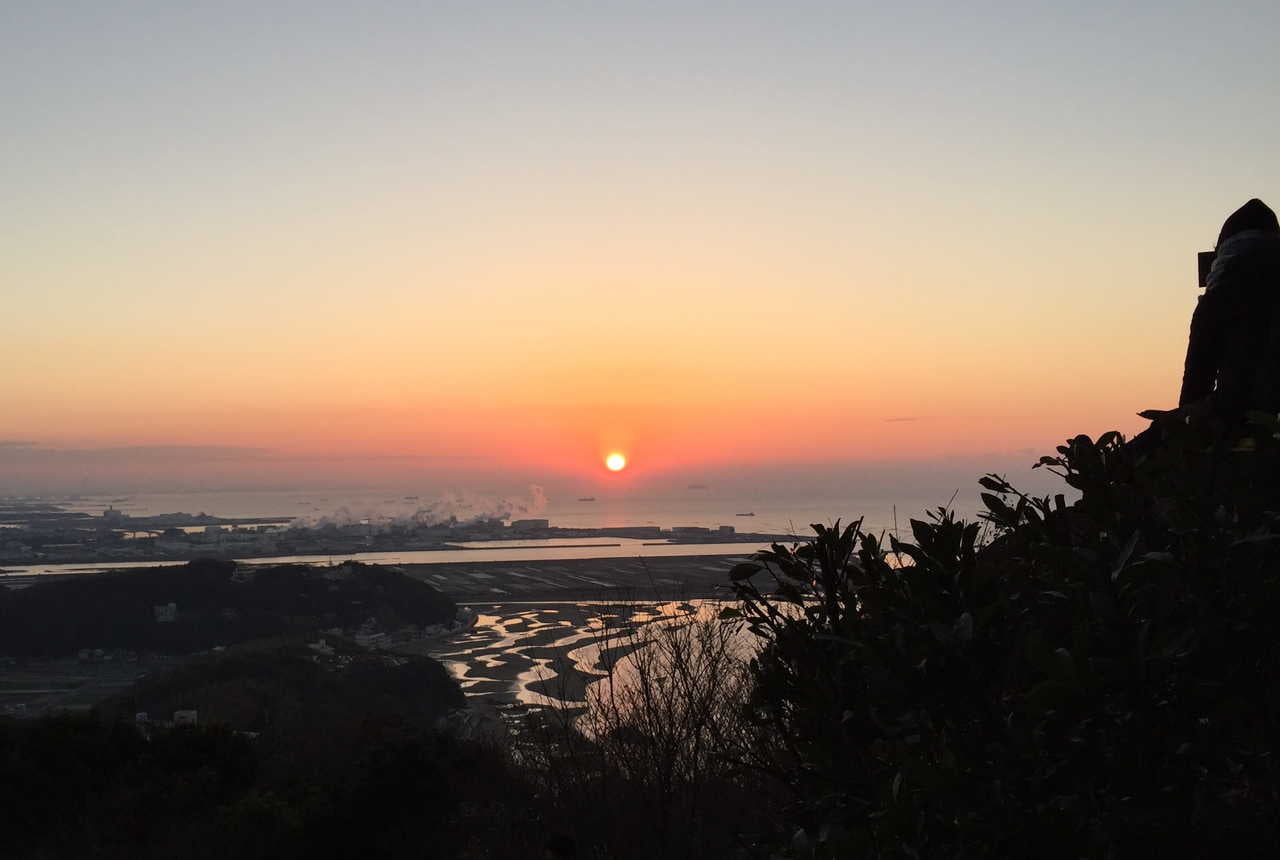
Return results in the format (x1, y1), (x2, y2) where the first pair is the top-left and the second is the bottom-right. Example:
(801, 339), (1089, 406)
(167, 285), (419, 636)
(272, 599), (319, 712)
(2, 4), (1276, 495)
(0, 163), (1203, 482)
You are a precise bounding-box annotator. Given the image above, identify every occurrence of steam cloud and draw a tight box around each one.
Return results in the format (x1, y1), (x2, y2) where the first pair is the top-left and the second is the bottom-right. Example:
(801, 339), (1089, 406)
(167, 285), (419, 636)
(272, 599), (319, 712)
(289, 485), (548, 531)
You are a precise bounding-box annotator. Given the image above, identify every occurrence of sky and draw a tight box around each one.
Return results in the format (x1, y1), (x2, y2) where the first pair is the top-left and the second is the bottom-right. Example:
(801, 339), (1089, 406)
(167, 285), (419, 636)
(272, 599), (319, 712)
(3, 1), (1278, 493)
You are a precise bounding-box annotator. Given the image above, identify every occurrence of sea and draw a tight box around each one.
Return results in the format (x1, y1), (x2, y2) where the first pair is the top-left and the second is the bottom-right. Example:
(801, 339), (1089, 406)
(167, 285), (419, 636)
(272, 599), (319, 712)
(41, 486), (993, 538)
(1, 485), (1050, 708)
(4, 481), (1069, 577)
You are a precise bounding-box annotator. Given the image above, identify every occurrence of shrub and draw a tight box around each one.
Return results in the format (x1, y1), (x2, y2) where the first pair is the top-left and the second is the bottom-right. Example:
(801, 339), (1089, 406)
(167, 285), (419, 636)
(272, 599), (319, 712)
(731, 409), (1280, 857)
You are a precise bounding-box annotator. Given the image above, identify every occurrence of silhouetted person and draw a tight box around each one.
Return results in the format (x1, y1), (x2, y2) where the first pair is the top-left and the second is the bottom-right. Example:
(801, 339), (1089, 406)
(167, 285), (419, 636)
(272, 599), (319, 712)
(1179, 198), (1280, 419)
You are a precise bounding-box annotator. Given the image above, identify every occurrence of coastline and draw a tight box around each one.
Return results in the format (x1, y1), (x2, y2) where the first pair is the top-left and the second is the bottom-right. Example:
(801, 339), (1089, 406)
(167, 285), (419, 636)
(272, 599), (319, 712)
(399, 554), (749, 719)
(0, 541), (777, 582)
(0, 554), (751, 720)
(399, 552), (749, 602)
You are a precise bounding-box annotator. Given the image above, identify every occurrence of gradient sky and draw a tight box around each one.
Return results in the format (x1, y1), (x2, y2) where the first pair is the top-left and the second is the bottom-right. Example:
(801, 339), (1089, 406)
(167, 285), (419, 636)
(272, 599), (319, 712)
(3, 1), (1278, 490)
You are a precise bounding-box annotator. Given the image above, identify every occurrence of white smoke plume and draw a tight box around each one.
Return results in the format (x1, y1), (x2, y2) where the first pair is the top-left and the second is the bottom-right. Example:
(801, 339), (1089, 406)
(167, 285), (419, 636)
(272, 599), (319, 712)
(288, 485), (548, 531)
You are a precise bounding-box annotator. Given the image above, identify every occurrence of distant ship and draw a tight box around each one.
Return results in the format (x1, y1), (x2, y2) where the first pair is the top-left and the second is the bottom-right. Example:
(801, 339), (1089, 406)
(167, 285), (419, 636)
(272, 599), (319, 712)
(578, 496), (597, 502)
(403, 496), (419, 501)
(735, 512), (755, 517)
(687, 484), (709, 490)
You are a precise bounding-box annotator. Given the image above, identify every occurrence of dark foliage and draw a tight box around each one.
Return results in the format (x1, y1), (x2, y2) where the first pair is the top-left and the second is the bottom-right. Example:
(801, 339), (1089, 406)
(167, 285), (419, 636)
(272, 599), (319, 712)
(98, 640), (464, 737)
(731, 408), (1280, 857)
(0, 644), (538, 860)
(0, 715), (524, 860)
(0, 560), (455, 657)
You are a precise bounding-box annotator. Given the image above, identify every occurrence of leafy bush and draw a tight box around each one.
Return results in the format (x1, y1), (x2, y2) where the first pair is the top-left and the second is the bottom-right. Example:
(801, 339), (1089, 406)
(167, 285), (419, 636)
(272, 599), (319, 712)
(731, 409), (1280, 857)
(0, 710), (527, 859)
(0, 560), (456, 657)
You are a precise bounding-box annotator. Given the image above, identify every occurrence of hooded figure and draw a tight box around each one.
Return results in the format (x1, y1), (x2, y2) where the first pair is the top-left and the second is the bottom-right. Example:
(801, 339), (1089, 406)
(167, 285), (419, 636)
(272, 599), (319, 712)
(1179, 198), (1280, 417)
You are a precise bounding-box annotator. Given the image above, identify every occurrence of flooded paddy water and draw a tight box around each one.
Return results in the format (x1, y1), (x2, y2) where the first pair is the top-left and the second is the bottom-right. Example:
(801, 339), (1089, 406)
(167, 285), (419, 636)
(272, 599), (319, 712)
(397, 599), (746, 721)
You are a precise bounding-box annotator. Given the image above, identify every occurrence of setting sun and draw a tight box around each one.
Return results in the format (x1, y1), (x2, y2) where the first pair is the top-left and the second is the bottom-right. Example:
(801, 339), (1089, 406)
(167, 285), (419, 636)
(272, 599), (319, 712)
(605, 453), (627, 471)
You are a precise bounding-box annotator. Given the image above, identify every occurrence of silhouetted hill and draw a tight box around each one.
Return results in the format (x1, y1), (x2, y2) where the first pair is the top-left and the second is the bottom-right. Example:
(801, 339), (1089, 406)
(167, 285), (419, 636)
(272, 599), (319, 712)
(0, 646), (502, 860)
(100, 636), (464, 735)
(0, 560), (456, 657)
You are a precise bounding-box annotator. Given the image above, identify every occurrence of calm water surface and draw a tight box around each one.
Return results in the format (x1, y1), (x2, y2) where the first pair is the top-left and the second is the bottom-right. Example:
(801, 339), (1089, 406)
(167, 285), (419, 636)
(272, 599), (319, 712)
(426, 599), (743, 711)
(1, 539), (776, 577)
(39, 487), (990, 536)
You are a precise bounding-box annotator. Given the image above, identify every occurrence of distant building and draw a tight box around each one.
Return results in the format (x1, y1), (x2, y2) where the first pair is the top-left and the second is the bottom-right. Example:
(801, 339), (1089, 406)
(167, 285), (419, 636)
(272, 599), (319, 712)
(102, 506), (128, 523)
(230, 566), (256, 583)
(308, 637), (335, 656)
(354, 617), (388, 649)
(718, 525), (736, 535)
(511, 518), (550, 531)
(671, 526), (711, 535)
(355, 631), (388, 648)
(153, 602), (177, 623)
(173, 710), (198, 726)
(610, 526), (663, 538)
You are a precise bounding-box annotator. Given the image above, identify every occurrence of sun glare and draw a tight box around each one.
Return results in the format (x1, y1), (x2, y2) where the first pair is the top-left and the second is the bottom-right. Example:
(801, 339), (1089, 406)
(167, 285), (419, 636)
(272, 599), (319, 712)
(605, 453), (627, 471)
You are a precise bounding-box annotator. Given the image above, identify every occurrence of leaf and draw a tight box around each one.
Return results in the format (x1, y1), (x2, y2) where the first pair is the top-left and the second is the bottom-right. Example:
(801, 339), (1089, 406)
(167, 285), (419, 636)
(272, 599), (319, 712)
(1089, 589), (1120, 625)
(910, 519), (934, 547)
(980, 492), (1018, 525)
(978, 475), (1007, 493)
(729, 562), (763, 582)
(791, 828), (812, 854)
(1110, 531), (1140, 581)
(1230, 533), (1280, 548)
(1050, 647), (1080, 687)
